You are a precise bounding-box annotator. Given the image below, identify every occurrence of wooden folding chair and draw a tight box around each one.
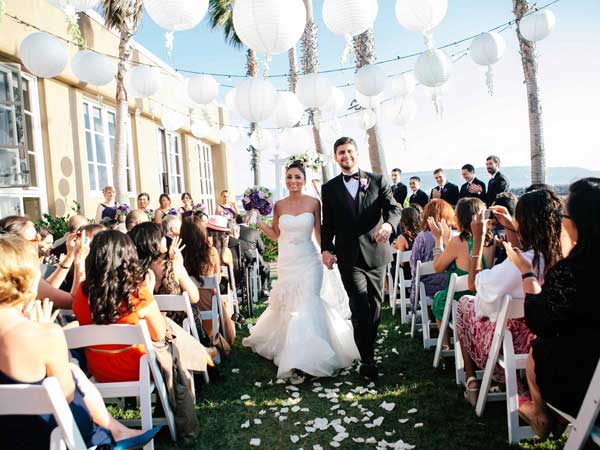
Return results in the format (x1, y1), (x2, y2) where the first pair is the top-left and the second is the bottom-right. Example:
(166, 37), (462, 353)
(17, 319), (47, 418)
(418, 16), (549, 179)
(0, 377), (88, 450)
(63, 320), (176, 450)
(391, 250), (412, 323)
(410, 260), (438, 349)
(433, 274), (468, 369)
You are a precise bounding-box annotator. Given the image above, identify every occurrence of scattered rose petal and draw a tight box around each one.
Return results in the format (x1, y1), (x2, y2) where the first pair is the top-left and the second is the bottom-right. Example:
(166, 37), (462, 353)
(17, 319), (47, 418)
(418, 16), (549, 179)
(399, 418), (409, 424)
(407, 408), (418, 414)
(352, 437), (365, 443)
(290, 435), (300, 443)
(241, 420), (250, 429)
(253, 419), (262, 425)
(313, 445), (323, 450)
(366, 437), (377, 444)
(414, 423), (424, 428)
(249, 438), (260, 446)
(330, 442), (340, 448)
(254, 382), (262, 388)
(373, 416), (384, 426)
(380, 401), (396, 412)
(231, 368), (240, 373)
(240, 395), (251, 401)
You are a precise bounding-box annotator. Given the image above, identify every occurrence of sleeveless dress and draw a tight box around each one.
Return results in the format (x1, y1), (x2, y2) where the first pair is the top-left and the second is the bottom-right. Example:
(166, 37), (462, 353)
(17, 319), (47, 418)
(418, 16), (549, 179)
(432, 238), (487, 322)
(242, 212), (359, 378)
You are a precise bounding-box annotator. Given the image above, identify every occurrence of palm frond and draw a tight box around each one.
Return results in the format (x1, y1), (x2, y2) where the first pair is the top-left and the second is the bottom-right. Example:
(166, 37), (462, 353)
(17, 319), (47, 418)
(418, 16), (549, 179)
(102, 0), (143, 33)
(208, 0), (243, 49)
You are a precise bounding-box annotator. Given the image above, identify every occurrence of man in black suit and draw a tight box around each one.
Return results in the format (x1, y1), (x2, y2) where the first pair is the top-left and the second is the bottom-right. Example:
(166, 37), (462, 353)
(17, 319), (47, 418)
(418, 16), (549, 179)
(321, 137), (401, 380)
(408, 176), (429, 208)
(390, 168), (408, 206)
(430, 168), (460, 206)
(459, 163), (487, 201)
(236, 215), (270, 296)
(484, 155), (510, 206)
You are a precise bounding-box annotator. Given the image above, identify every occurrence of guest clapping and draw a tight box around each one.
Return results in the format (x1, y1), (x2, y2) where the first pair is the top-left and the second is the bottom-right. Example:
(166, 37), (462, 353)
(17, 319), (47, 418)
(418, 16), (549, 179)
(459, 164), (487, 201)
(430, 169), (459, 206)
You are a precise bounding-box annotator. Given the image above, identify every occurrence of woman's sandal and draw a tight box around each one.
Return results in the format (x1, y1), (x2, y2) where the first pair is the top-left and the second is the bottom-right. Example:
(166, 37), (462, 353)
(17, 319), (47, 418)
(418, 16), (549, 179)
(464, 376), (480, 407)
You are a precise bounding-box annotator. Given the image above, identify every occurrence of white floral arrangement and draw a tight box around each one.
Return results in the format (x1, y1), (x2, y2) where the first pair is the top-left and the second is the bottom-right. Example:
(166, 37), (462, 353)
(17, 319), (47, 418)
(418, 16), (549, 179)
(286, 152), (325, 172)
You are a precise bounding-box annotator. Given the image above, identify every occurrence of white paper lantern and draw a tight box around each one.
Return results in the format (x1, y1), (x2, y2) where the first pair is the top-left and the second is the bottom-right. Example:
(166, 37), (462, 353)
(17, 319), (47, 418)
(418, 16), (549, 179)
(391, 73), (417, 97)
(144, 0), (208, 32)
(395, 0), (448, 33)
(383, 97), (417, 126)
(221, 127), (241, 144)
(71, 50), (117, 86)
(250, 128), (274, 150)
(191, 120), (211, 138)
(48, 0), (102, 12)
(162, 111), (185, 131)
(296, 73), (333, 109)
(519, 9), (556, 42)
(355, 92), (383, 110)
(414, 49), (451, 88)
(233, 0), (306, 55)
(187, 74), (219, 105)
(128, 66), (161, 98)
(19, 32), (68, 78)
(235, 77), (278, 123)
(279, 127), (312, 154)
(271, 92), (304, 129)
(355, 64), (387, 97)
(320, 118), (343, 143)
(321, 87), (345, 114)
(322, 0), (378, 38)
(358, 109), (377, 130)
(225, 88), (237, 112)
(470, 32), (506, 66)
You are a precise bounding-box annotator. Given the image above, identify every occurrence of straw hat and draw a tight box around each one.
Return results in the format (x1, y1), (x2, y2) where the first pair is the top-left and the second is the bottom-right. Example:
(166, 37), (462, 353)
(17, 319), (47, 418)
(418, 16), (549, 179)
(207, 215), (230, 232)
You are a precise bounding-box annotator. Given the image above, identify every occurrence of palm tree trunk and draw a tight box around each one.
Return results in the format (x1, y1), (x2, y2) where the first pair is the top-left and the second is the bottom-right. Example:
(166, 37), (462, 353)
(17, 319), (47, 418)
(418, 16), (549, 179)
(301, 0), (332, 181)
(513, 0), (546, 184)
(246, 48), (260, 185)
(113, 28), (132, 205)
(353, 28), (388, 176)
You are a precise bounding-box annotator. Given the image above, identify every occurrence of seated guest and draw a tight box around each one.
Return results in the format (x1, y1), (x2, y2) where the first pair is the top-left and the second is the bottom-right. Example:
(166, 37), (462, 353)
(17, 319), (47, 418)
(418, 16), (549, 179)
(179, 192), (194, 218)
(215, 189), (239, 219)
(0, 234), (160, 450)
(154, 193), (172, 224)
(392, 206), (420, 281)
(206, 216), (235, 295)
(459, 164), (487, 201)
(51, 214), (89, 258)
(505, 178), (600, 437)
(490, 192), (517, 237)
(391, 168), (408, 206)
(180, 216), (236, 345)
(430, 168), (460, 206)
(409, 199), (455, 312)
(162, 214), (181, 248)
(455, 189), (563, 405)
(525, 183), (552, 193)
(485, 155), (510, 206)
(236, 214), (270, 297)
(430, 198), (496, 347)
(37, 227), (56, 265)
(72, 230), (212, 442)
(95, 186), (118, 224)
(125, 209), (149, 232)
(408, 176), (429, 208)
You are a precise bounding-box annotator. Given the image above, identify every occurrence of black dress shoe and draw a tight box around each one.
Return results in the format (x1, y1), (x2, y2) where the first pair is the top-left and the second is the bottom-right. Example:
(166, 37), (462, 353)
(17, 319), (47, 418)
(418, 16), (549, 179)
(359, 363), (379, 381)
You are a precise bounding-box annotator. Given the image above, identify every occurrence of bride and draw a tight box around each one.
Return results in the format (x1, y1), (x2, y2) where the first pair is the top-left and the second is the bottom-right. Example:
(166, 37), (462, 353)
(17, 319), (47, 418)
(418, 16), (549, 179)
(242, 161), (359, 379)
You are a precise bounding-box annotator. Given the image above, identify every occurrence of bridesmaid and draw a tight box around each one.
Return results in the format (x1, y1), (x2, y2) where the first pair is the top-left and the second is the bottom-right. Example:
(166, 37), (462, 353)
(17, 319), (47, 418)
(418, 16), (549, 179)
(215, 190), (239, 220)
(179, 192), (194, 219)
(95, 186), (117, 224)
(154, 193), (172, 224)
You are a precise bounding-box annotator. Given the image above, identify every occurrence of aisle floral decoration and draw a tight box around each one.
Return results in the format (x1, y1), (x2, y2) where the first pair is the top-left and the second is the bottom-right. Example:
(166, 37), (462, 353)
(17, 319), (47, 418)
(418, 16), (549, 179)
(242, 186), (274, 216)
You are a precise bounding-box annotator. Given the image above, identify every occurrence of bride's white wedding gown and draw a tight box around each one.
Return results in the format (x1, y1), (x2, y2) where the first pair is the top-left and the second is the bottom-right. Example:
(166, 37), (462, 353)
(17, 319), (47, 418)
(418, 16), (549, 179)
(242, 212), (360, 378)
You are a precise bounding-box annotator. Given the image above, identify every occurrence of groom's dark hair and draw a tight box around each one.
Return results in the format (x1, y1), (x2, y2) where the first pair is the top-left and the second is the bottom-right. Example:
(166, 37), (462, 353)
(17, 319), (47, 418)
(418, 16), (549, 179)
(333, 137), (357, 155)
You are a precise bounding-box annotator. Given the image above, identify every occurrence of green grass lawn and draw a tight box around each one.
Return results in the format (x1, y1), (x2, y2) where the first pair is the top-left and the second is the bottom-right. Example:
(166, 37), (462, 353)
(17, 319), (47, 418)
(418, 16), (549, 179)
(131, 302), (565, 450)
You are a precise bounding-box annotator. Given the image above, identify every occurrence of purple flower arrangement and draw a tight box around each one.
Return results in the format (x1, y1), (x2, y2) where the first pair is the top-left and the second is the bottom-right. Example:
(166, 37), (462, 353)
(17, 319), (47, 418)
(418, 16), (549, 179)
(116, 203), (131, 218)
(167, 207), (178, 216)
(193, 202), (207, 215)
(144, 208), (155, 220)
(242, 186), (273, 216)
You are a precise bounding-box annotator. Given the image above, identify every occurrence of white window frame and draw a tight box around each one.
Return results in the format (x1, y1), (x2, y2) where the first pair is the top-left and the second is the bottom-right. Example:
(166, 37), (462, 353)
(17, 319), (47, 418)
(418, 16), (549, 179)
(196, 141), (215, 214)
(82, 99), (136, 196)
(0, 70), (48, 219)
(156, 127), (184, 195)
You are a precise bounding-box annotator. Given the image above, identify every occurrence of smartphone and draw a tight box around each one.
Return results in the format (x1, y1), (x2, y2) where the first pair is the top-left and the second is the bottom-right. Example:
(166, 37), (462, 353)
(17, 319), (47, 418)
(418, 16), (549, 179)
(484, 209), (494, 220)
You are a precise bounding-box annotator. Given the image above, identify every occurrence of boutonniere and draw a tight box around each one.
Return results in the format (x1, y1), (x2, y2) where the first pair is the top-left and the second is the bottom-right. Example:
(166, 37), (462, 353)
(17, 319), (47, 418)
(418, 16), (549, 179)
(359, 177), (369, 191)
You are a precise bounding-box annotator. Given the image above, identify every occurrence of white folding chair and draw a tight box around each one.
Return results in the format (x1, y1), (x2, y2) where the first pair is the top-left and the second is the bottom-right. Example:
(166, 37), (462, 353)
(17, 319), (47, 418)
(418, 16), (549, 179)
(550, 358), (600, 449)
(63, 320), (176, 450)
(391, 250), (412, 323)
(410, 260), (438, 349)
(195, 274), (227, 361)
(475, 295), (525, 415)
(0, 377), (88, 450)
(250, 249), (261, 304)
(221, 265), (239, 318)
(155, 292), (210, 383)
(433, 274), (468, 370)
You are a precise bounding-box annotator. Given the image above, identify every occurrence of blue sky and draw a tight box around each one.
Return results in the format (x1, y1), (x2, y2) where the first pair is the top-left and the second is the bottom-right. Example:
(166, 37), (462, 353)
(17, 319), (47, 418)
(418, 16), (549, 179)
(134, 0), (600, 192)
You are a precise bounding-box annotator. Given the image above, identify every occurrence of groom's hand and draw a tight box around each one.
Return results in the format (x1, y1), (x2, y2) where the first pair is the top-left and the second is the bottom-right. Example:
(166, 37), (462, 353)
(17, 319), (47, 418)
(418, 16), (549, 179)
(374, 222), (393, 244)
(322, 251), (337, 270)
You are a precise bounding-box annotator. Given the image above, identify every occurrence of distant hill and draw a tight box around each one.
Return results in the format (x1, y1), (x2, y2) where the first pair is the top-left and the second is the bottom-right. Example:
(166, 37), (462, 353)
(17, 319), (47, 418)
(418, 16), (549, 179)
(402, 166), (600, 193)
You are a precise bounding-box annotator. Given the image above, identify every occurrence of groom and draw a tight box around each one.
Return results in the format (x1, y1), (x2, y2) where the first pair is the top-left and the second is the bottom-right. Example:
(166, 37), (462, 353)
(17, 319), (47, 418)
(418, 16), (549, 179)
(321, 137), (401, 380)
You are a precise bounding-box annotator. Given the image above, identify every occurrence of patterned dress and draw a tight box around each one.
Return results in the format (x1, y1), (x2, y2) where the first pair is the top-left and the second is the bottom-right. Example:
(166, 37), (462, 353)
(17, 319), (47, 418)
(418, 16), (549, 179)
(409, 231), (448, 311)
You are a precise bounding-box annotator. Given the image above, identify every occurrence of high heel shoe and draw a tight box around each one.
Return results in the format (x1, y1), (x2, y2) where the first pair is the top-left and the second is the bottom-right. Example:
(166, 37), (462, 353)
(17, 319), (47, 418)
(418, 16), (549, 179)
(113, 425), (163, 450)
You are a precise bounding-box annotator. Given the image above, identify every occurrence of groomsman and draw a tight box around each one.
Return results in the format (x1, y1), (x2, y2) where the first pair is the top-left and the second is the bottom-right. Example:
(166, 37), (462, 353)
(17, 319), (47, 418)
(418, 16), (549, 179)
(390, 168), (408, 206)
(459, 164), (487, 201)
(467, 155), (510, 205)
(408, 176), (429, 208)
(430, 168), (459, 206)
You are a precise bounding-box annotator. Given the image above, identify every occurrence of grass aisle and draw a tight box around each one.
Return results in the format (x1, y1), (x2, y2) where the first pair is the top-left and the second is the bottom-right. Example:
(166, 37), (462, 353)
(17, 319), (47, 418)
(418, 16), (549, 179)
(152, 303), (564, 450)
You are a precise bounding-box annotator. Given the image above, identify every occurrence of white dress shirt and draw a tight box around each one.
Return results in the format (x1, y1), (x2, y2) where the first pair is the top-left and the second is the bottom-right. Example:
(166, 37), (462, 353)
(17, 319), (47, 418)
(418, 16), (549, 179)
(342, 171), (359, 199)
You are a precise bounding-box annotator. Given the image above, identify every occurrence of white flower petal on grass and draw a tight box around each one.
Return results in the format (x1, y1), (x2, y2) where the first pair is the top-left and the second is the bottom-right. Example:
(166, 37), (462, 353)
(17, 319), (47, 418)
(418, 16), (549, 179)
(330, 442), (341, 448)
(259, 410), (266, 416)
(241, 420), (250, 429)
(249, 438), (261, 446)
(300, 408), (310, 413)
(292, 406), (301, 412)
(240, 394), (251, 401)
(292, 392), (301, 398)
(231, 368), (240, 373)
(352, 437), (365, 443)
(331, 405), (340, 411)
(337, 410), (346, 416)
(290, 435), (300, 443)
(280, 407), (289, 413)
(313, 445), (323, 450)
(380, 401), (396, 412)
(366, 437), (377, 444)
(399, 418), (409, 424)
(276, 378), (285, 384)
(254, 419), (262, 425)
(286, 385), (300, 391)
(372, 416), (384, 427)
(414, 423), (424, 428)
(254, 382), (262, 388)
(407, 408), (418, 414)
(391, 348), (399, 355)
(334, 382), (343, 387)
(279, 416), (288, 422)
